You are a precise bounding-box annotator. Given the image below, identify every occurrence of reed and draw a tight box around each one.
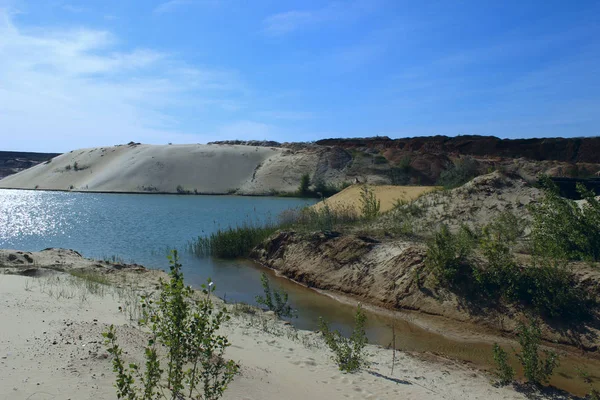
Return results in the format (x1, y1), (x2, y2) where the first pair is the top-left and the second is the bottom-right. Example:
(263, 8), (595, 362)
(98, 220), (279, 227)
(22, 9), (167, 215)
(188, 222), (278, 258)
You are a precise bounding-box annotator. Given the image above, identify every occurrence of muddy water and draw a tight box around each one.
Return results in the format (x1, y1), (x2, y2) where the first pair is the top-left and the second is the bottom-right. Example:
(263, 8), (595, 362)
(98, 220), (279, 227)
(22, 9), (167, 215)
(233, 261), (600, 397)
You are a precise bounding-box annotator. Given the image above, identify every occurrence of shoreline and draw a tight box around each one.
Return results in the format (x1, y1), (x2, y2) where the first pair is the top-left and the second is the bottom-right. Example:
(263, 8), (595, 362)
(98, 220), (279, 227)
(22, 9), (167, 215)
(0, 250), (582, 399)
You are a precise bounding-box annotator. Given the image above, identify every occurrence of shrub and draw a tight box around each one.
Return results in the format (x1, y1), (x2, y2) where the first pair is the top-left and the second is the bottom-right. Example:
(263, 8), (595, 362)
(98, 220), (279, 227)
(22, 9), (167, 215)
(427, 215), (594, 320)
(437, 157), (480, 189)
(255, 272), (295, 318)
(515, 317), (559, 386)
(103, 251), (239, 399)
(359, 185), (380, 219)
(425, 224), (477, 285)
(319, 304), (368, 373)
(530, 178), (600, 261)
(492, 343), (515, 386)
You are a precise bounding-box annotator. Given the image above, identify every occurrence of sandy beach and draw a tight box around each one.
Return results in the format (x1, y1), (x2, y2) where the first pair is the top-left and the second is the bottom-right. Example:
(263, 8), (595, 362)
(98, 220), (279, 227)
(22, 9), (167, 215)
(0, 249), (557, 400)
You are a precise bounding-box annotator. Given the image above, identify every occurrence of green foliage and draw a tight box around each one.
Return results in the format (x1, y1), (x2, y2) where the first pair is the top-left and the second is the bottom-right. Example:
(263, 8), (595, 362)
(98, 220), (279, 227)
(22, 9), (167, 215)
(437, 157), (480, 189)
(319, 305), (368, 373)
(359, 185), (381, 219)
(255, 272), (295, 318)
(103, 251), (239, 400)
(298, 173), (311, 196)
(515, 317), (559, 386)
(426, 215), (594, 320)
(425, 224), (476, 285)
(312, 177), (350, 198)
(188, 223), (278, 258)
(530, 178), (600, 261)
(492, 343), (515, 386)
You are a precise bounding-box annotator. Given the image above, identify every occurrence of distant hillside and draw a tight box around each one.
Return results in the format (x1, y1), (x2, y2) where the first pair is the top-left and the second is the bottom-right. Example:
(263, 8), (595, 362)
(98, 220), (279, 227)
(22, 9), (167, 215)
(1, 136), (599, 195)
(316, 135), (600, 163)
(0, 151), (61, 179)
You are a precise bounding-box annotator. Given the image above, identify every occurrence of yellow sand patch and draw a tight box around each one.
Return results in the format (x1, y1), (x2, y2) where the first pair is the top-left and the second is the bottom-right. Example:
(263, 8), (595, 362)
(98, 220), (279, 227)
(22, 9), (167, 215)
(313, 185), (439, 214)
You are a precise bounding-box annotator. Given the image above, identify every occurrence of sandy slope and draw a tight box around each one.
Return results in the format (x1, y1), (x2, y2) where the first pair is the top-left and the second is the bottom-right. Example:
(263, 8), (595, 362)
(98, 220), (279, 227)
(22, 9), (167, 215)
(313, 185), (438, 213)
(0, 144), (328, 195)
(0, 250), (553, 400)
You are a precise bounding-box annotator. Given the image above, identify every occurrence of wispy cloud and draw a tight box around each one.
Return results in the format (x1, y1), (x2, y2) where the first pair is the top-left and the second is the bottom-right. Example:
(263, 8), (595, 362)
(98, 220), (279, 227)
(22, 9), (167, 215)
(153, 0), (194, 14)
(262, 11), (316, 36)
(0, 8), (245, 151)
(262, 0), (381, 36)
(60, 4), (88, 13)
(153, 0), (219, 15)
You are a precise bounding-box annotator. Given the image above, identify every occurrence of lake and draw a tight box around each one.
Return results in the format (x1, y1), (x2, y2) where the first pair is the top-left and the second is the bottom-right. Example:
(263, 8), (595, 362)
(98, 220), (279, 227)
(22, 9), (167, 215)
(1, 188), (597, 395)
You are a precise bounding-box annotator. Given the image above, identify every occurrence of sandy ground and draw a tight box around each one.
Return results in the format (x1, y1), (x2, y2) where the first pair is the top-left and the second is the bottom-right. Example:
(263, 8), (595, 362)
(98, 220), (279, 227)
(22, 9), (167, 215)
(313, 185), (438, 213)
(0, 251), (553, 400)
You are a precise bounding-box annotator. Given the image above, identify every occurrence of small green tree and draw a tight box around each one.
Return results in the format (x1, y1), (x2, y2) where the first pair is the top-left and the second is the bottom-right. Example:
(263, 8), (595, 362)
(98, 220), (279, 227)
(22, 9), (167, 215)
(103, 251), (239, 400)
(255, 272), (295, 318)
(515, 317), (559, 386)
(299, 173), (311, 197)
(319, 304), (368, 373)
(360, 184), (380, 219)
(492, 343), (515, 386)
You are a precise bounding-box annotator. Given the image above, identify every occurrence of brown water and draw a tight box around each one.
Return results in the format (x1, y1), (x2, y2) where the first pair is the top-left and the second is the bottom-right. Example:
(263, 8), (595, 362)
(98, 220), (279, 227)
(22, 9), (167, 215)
(244, 262), (600, 397)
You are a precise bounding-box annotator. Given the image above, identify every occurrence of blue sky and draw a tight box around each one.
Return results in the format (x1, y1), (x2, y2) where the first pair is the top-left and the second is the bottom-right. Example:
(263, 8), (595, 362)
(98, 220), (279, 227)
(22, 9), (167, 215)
(0, 0), (599, 152)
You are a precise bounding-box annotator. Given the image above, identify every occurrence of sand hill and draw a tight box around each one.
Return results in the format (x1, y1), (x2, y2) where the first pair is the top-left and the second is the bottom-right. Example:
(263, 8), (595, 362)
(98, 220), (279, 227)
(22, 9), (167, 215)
(0, 143), (356, 195)
(313, 184), (438, 213)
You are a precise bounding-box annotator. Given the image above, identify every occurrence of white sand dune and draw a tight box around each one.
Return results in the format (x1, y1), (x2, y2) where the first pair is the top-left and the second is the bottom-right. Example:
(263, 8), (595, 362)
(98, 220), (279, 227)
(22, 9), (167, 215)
(0, 143), (329, 195)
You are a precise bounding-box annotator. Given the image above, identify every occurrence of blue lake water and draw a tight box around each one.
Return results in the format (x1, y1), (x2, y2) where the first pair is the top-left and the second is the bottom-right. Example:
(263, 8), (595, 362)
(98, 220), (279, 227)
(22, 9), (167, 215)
(0, 189), (314, 302)
(0, 188), (426, 338)
(1, 189), (597, 394)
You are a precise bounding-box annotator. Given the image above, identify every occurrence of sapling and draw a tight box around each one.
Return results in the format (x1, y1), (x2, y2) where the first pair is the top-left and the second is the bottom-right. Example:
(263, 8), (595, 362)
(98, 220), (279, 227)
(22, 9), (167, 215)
(319, 304), (368, 373)
(103, 250), (239, 400)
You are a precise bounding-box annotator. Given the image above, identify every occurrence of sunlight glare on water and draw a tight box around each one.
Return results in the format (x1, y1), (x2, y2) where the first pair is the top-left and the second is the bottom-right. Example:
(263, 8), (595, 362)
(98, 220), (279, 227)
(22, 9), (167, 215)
(0, 189), (79, 242)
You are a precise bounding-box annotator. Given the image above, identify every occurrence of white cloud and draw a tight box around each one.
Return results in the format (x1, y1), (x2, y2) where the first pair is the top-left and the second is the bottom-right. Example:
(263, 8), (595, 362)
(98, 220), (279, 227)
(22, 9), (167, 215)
(0, 9), (245, 151)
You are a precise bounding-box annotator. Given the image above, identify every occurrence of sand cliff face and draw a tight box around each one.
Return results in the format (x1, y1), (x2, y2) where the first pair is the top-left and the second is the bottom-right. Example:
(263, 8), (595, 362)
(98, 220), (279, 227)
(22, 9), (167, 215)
(0, 143), (354, 195)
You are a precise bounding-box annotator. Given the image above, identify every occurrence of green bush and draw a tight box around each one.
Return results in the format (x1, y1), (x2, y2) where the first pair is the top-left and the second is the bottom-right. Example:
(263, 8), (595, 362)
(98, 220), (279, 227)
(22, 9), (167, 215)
(426, 216), (594, 320)
(319, 305), (368, 373)
(425, 224), (477, 285)
(255, 272), (295, 318)
(359, 185), (380, 220)
(530, 178), (600, 261)
(103, 251), (239, 399)
(492, 343), (515, 386)
(437, 157), (480, 189)
(515, 317), (559, 386)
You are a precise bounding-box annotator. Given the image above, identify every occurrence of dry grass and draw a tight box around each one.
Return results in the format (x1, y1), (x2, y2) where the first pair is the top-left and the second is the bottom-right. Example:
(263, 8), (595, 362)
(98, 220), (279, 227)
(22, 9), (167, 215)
(312, 184), (439, 214)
